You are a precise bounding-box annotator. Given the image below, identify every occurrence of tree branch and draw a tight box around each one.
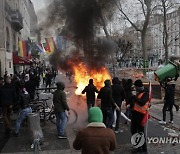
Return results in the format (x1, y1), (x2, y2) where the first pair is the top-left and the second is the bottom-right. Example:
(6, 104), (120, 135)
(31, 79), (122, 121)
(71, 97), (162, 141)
(137, 0), (146, 16)
(114, 0), (142, 32)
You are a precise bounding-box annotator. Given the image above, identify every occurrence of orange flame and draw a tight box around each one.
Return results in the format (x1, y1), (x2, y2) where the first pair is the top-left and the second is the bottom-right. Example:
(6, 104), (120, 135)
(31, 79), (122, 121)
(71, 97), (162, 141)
(72, 62), (111, 95)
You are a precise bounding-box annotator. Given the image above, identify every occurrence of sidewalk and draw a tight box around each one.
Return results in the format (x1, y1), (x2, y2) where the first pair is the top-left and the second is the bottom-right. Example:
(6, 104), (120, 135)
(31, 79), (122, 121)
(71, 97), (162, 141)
(150, 102), (180, 130)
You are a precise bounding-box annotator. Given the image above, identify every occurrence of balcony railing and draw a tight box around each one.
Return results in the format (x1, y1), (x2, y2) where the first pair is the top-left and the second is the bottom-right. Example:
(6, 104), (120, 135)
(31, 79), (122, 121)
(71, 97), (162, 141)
(5, 2), (23, 31)
(11, 10), (23, 31)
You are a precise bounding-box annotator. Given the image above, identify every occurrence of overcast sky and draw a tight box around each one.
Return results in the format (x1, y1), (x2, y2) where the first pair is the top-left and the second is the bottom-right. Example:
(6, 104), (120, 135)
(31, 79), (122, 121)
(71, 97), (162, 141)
(31, 0), (46, 13)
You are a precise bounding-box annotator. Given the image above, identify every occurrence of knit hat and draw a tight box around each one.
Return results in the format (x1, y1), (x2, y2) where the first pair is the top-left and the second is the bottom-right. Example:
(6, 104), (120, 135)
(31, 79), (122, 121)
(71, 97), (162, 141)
(88, 107), (103, 123)
(104, 79), (111, 87)
(89, 79), (93, 84)
(134, 79), (143, 87)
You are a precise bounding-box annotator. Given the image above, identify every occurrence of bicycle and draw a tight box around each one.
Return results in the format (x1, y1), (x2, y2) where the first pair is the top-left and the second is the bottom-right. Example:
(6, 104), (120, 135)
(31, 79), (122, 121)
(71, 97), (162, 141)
(31, 97), (54, 126)
(30, 92), (78, 126)
(32, 100), (78, 126)
(49, 108), (78, 125)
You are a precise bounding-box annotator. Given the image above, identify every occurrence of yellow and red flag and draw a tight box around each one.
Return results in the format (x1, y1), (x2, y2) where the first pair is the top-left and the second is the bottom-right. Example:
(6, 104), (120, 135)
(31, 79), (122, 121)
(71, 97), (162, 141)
(19, 41), (27, 57)
(45, 37), (56, 55)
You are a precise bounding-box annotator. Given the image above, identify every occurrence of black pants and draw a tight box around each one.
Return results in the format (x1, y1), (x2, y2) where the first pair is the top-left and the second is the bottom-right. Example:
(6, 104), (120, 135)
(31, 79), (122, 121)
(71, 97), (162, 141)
(163, 103), (173, 121)
(45, 81), (51, 92)
(2, 106), (12, 131)
(131, 111), (147, 151)
(87, 101), (95, 110)
(102, 108), (113, 128)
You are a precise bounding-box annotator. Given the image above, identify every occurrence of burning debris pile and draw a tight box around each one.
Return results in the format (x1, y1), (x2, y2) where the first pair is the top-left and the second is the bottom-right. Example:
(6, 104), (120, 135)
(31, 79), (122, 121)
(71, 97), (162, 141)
(72, 62), (111, 95)
(43, 0), (118, 94)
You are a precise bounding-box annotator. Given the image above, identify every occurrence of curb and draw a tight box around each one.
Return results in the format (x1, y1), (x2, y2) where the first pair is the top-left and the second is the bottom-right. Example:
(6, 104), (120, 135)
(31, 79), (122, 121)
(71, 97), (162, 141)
(150, 113), (180, 131)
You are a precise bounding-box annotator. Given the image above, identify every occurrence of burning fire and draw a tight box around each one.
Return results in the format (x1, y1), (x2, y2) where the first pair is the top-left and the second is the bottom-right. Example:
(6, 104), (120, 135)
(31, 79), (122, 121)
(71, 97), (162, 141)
(72, 62), (111, 95)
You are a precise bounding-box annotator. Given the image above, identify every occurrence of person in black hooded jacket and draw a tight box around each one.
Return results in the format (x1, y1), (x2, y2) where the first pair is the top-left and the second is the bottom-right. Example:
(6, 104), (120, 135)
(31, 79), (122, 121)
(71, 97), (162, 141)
(14, 82), (32, 136)
(82, 79), (99, 110)
(111, 77), (125, 132)
(97, 80), (117, 128)
(131, 79), (149, 153)
(0, 76), (17, 134)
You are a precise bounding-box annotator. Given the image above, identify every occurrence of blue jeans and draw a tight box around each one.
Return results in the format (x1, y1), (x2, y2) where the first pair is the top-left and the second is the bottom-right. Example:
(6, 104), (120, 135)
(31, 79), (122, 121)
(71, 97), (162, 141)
(15, 107), (32, 133)
(55, 112), (67, 135)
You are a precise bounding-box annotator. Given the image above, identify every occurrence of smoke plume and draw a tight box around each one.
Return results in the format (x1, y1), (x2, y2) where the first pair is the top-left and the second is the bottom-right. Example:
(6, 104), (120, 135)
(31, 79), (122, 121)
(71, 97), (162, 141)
(43, 0), (117, 71)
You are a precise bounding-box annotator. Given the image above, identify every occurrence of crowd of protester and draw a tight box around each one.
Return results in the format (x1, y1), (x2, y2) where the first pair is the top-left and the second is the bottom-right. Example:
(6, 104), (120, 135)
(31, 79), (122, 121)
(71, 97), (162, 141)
(0, 65), (57, 136)
(0, 66), (178, 154)
(79, 77), (150, 153)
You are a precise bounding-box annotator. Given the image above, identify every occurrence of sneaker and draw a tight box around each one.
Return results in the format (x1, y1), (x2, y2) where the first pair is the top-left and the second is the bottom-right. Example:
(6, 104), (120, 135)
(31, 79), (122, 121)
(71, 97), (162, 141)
(159, 121), (166, 124)
(58, 134), (67, 139)
(169, 121), (174, 124)
(176, 106), (179, 111)
(114, 129), (123, 133)
(5, 128), (12, 135)
(12, 131), (19, 137)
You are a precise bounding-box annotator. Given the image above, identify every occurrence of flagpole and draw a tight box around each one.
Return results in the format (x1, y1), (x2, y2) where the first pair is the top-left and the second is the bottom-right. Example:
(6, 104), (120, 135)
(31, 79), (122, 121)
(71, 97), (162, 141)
(145, 80), (152, 147)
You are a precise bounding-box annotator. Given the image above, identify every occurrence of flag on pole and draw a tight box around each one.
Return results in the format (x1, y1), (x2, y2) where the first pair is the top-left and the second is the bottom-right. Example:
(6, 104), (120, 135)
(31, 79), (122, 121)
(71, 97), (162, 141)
(35, 44), (44, 53)
(45, 37), (56, 55)
(39, 43), (46, 53)
(56, 35), (63, 51)
(25, 39), (33, 59)
(149, 81), (152, 102)
(42, 42), (50, 53)
(19, 41), (27, 57)
(141, 81), (152, 127)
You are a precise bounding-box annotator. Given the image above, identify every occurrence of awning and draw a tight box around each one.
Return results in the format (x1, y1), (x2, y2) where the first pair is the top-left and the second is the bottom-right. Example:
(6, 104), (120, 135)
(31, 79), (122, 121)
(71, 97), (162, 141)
(13, 52), (30, 65)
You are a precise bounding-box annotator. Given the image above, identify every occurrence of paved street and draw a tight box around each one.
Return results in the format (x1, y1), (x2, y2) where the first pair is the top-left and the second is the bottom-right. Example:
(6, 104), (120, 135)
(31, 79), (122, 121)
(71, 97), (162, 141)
(0, 72), (179, 154)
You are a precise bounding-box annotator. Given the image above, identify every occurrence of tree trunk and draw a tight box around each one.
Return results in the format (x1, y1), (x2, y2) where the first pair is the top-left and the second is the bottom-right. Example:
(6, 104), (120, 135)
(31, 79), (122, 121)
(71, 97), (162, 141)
(162, 0), (169, 63)
(141, 0), (151, 69)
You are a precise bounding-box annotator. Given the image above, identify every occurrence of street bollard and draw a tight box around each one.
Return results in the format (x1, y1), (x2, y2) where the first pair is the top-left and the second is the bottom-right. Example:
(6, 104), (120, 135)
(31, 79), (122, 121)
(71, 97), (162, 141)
(28, 113), (44, 143)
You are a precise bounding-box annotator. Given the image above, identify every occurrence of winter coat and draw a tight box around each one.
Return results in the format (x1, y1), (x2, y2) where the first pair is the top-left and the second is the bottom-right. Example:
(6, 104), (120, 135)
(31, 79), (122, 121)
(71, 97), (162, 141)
(0, 83), (17, 107)
(111, 84), (125, 107)
(124, 83), (133, 108)
(73, 122), (116, 154)
(53, 89), (69, 113)
(19, 90), (30, 109)
(131, 87), (149, 123)
(164, 83), (175, 105)
(82, 84), (98, 102)
(97, 86), (115, 110)
(25, 80), (36, 93)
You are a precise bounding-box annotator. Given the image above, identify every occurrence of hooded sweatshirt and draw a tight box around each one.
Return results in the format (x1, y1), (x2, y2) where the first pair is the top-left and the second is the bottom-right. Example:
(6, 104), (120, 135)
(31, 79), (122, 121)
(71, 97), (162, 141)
(53, 82), (69, 112)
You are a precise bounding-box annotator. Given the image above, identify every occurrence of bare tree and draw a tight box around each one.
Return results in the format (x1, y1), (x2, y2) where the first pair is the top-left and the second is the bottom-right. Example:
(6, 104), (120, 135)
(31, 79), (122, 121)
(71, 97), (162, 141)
(153, 0), (179, 63)
(114, 0), (153, 68)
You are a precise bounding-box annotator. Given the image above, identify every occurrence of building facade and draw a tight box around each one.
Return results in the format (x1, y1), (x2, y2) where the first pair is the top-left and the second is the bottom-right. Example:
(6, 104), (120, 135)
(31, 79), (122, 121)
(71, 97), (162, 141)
(150, 8), (180, 62)
(0, 0), (37, 76)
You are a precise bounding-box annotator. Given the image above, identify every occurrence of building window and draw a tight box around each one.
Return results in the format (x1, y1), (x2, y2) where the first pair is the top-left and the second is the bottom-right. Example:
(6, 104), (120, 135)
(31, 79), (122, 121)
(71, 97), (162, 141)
(6, 27), (10, 52)
(9, 62), (11, 68)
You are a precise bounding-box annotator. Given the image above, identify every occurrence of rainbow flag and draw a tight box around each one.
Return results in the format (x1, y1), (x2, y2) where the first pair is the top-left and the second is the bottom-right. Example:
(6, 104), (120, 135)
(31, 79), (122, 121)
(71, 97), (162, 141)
(19, 41), (27, 57)
(45, 37), (56, 55)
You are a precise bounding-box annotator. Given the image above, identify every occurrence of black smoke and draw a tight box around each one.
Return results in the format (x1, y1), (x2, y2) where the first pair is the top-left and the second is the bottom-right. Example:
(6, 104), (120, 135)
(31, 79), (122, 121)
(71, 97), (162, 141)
(45, 0), (117, 71)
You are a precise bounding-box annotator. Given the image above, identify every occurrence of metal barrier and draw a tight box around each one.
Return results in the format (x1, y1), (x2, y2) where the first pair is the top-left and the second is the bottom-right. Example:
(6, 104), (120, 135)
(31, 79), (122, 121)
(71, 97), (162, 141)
(35, 86), (78, 91)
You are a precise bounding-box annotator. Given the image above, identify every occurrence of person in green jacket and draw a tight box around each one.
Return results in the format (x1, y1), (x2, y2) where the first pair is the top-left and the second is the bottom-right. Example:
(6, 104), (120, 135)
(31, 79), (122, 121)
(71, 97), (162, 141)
(53, 82), (70, 139)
